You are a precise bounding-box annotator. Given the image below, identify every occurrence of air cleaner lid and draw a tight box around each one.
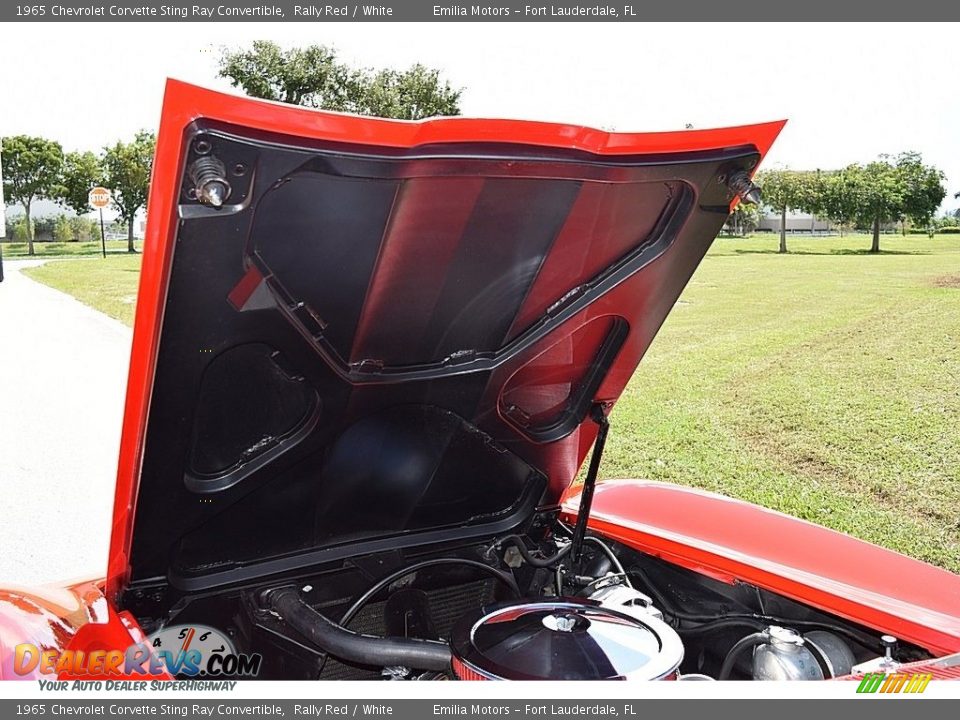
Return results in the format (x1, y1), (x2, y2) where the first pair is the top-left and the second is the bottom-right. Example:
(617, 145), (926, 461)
(450, 599), (683, 680)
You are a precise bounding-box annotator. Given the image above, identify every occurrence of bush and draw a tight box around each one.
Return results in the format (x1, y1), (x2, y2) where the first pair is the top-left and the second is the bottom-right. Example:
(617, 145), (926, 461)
(52, 215), (74, 243)
(70, 216), (98, 242)
(32, 217), (55, 240)
(938, 226), (960, 234)
(10, 217), (31, 242)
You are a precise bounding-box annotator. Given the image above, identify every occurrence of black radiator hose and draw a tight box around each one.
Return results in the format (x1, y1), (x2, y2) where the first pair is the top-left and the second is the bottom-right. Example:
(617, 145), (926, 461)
(718, 632), (768, 680)
(267, 587), (452, 672)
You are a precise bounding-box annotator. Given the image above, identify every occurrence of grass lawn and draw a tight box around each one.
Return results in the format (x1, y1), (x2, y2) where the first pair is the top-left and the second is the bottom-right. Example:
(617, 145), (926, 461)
(611, 233), (960, 571)
(21, 255), (142, 325)
(17, 233), (960, 571)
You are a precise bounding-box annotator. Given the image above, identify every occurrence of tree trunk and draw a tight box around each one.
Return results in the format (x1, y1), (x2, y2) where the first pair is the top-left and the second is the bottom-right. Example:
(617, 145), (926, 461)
(779, 206), (788, 253)
(127, 217), (135, 253)
(24, 203), (34, 257)
(871, 217), (881, 253)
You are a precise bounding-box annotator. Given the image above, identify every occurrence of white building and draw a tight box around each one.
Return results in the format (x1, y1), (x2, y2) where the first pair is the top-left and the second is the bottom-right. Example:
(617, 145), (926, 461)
(757, 210), (833, 234)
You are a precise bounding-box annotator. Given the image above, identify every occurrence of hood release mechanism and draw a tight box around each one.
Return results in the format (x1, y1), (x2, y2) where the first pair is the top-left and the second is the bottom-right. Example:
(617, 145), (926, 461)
(189, 155), (231, 208)
(726, 169), (762, 205)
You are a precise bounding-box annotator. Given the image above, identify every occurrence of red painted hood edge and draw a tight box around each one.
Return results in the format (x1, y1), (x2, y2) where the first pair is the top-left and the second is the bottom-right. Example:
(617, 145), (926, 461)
(0, 580), (167, 680)
(562, 480), (960, 655)
(146, 80), (786, 157)
(106, 79), (785, 599)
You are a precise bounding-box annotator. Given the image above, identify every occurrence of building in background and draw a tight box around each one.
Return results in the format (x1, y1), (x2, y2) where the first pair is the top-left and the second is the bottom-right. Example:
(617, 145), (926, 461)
(758, 210), (833, 234)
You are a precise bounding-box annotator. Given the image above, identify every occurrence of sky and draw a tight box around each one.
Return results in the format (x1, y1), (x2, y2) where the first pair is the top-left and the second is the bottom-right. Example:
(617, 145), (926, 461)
(1, 22), (959, 211)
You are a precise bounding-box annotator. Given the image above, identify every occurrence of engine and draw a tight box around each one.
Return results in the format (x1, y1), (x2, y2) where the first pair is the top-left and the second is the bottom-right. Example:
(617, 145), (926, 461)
(125, 511), (929, 681)
(206, 527), (921, 681)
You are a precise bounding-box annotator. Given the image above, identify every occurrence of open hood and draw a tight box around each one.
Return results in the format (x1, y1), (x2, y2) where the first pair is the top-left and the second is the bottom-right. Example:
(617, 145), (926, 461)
(107, 80), (783, 597)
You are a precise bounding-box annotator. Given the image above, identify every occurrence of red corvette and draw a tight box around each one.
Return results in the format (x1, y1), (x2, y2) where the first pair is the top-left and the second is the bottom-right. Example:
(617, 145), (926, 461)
(2, 80), (959, 683)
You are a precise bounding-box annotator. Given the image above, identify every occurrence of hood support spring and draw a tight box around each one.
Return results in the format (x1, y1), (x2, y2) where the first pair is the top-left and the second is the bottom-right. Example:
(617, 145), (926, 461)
(569, 403), (610, 566)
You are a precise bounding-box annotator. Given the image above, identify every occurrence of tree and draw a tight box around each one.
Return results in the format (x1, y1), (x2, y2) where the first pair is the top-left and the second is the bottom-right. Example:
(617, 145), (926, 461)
(102, 131), (155, 253)
(1, 135), (64, 255)
(359, 64), (462, 119)
(218, 42), (462, 119)
(846, 161), (902, 253)
(725, 201), (763, 236)
(843, 154), (945, 252)
(755, 169), (815, 253)
(816, 168), (859, 237)
(895, 152), (946, 238)
(58, 150), (102, 216)
(218, 41), (359, 109)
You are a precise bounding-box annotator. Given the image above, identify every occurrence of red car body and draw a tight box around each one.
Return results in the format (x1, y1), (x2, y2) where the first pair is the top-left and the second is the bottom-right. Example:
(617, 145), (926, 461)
(2, 80), (958, 681)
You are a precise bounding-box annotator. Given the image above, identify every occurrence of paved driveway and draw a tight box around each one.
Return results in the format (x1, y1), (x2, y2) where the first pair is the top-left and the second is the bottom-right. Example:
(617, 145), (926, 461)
(0, 260), (132, 586)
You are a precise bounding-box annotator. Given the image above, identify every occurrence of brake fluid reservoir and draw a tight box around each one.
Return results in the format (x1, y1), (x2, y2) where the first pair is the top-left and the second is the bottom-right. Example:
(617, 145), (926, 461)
(752, 626), (824, 681)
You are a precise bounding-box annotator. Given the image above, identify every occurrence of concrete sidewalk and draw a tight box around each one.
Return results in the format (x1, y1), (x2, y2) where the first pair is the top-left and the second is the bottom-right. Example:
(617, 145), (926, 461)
(0, 260), (132, 586)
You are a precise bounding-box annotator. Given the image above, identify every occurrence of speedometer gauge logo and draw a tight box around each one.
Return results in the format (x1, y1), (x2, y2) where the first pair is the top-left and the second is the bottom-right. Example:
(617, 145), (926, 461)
(148, 624), (260, 677)
(150, 624), (237, 657)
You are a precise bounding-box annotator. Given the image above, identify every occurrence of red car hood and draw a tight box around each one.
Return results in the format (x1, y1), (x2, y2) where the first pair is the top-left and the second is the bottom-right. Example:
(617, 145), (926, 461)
(107, 80), (783, 597)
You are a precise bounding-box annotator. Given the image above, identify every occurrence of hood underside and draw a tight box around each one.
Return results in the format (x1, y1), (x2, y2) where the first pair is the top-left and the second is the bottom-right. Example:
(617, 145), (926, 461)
(113, 80), (783, 594)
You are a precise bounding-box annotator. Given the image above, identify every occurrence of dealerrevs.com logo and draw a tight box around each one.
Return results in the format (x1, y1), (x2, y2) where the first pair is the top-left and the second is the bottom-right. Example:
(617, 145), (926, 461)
(856, 672), (932, 694)
(14, 625), (261, 678)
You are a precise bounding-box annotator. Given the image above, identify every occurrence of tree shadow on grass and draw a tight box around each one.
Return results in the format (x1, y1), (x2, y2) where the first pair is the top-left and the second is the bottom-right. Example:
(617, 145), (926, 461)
(730, 248), (929, 256)
(828, 248), (930, 256)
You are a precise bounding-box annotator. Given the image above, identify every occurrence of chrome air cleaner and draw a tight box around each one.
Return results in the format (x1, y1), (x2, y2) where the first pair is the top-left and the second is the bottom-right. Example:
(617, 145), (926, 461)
(450, 599), (683, 680)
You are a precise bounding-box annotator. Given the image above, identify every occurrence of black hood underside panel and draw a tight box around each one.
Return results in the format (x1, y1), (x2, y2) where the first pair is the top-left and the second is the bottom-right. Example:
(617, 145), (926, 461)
(126, 120), (760, 591)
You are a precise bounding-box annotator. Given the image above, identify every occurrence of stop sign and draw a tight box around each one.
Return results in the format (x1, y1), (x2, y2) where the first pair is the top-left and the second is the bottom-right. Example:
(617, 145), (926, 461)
(88, 186), (111, 209)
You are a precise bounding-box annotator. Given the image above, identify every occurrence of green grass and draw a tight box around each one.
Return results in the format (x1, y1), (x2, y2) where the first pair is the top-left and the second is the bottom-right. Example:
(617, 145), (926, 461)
(609, 233), (960, 571)
(21, 255), (142, 325)
(17, 233), (960, 571)
(1, 239), (136, 258)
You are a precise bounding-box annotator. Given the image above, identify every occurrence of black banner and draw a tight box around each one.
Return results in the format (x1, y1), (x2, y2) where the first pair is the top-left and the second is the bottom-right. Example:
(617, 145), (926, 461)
(2, 0), (959, 22)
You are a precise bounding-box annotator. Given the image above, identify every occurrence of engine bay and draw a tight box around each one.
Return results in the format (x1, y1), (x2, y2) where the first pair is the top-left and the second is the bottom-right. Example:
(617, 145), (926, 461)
(116, 118), (916, 681)
(123, 522), (931, 681)
(123, 399), (934, 682)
